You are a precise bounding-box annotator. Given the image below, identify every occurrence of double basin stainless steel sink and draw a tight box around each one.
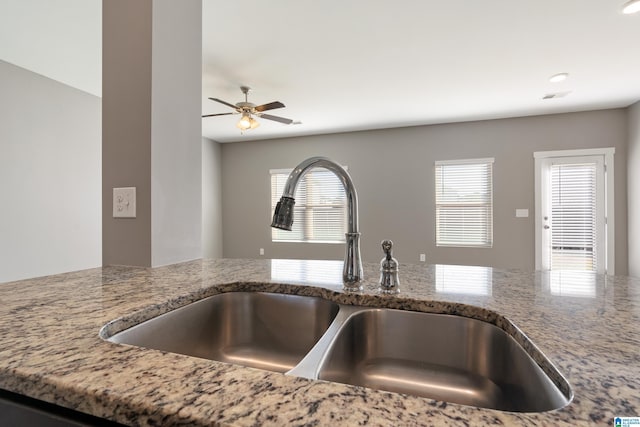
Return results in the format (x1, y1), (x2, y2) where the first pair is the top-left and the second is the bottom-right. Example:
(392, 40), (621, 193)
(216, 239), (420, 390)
(105, 292), (571, 413)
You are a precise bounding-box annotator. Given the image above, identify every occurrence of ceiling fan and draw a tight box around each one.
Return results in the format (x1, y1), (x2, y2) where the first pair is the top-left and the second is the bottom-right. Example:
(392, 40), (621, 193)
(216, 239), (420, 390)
(203, 86), (294, 131)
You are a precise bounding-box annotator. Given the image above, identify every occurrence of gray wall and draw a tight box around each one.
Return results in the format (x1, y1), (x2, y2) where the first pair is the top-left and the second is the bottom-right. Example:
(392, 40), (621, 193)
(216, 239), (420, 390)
(628, 102), (640, 277)
(0, 60), (101, 283)
(102, 0), (152, 266)
(102, 0), (202, 267)
(203, 138), (223, 258)
(221, 109), (628, 273)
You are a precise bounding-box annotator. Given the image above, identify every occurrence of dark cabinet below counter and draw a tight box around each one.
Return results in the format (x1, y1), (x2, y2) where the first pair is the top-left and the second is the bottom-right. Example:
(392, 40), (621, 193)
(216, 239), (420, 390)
(0, 389), (124, 427)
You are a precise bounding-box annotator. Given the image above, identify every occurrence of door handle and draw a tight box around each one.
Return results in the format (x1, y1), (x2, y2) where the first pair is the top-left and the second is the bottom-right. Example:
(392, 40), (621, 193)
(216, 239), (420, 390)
(544, 225), (550, 229)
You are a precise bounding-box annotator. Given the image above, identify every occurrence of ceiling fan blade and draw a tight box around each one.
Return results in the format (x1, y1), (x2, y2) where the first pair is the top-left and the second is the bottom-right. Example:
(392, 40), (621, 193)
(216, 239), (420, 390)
(208, 97), (238, 110)
(202, 112), (235, 118)
(255, 101), (285, 112)
(260, 113), (294, 125)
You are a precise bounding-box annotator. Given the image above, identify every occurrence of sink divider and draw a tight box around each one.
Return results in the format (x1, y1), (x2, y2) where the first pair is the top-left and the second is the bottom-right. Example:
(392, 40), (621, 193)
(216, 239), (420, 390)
(286, 304), (364, 380)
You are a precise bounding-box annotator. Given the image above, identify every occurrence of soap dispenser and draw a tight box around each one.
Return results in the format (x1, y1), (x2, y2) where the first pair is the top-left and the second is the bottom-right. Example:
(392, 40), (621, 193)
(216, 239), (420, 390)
(379, 240), (400, 294)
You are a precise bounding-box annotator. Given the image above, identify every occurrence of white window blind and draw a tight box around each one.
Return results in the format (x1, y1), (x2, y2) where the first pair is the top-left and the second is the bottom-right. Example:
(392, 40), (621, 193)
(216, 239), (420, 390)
(435, 158), (494, 247)
(270, 167), (347, 243)
(550, 162), (597, 271)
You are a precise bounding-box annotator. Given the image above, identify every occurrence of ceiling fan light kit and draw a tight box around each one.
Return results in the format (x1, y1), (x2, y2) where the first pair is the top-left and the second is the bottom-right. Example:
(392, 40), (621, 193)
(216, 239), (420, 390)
(236, 113), (260, 131)
(204, 86), (294, 133)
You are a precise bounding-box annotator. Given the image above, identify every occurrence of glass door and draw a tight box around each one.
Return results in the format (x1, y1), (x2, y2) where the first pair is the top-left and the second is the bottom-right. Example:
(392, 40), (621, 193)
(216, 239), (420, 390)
(538, 155), (605, 273)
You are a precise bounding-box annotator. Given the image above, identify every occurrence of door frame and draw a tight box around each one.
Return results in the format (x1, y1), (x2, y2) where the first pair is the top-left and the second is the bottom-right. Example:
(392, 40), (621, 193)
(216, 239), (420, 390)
(534, 147), (615, 274)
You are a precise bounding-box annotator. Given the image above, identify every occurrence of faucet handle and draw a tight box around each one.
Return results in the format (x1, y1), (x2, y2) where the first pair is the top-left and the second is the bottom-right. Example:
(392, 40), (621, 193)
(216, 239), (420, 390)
(381, 239), (393, 258)
(379, 240), (400, 294)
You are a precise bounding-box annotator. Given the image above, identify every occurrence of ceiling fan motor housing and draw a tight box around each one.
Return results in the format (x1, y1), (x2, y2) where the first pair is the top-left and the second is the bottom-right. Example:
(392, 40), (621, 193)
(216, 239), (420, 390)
(236, 102), (255, 110)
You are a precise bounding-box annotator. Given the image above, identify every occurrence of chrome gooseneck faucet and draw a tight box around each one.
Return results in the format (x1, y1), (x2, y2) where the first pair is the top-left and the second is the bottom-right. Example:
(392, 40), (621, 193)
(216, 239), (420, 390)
(271, 156), (363, 290)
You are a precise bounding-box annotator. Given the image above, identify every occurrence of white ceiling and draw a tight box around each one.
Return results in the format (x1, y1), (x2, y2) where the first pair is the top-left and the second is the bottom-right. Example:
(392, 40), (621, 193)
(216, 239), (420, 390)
(2, 1), (639, 144)
(203, 0), (640, 142)
(0, 0), (102, 97)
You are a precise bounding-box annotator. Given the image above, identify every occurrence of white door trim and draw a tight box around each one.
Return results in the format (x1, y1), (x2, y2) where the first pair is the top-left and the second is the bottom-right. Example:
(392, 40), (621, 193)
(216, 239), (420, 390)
(534, 147), (615, 274)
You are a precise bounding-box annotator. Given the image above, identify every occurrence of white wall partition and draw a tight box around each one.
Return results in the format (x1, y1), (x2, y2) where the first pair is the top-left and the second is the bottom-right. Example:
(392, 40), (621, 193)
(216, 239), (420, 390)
(0, 60), (101, 283)
(628, 102), (640, 277)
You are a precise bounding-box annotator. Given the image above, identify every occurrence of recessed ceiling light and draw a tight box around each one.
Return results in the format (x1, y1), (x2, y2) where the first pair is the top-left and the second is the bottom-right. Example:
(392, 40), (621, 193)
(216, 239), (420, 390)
(622, 0), (640, 14)
(549, 73), (569, 83)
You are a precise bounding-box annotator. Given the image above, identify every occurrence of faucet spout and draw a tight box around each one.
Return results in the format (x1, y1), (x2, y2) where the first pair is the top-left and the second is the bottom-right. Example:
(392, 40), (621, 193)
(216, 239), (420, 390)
(271, 156), (363, 290)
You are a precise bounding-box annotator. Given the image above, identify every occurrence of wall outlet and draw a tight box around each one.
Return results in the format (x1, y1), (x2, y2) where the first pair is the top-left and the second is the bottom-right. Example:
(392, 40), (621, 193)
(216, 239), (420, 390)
(259, 248), (264, 256)
(419, 253), (426, 262)
(515, 208), (529, 218)
(113, 187), (136, 218)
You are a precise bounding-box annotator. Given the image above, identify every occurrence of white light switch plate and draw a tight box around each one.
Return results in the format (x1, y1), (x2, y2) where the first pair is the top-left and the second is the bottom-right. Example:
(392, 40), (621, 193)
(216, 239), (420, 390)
(515, 209), (529, 218)
(113, 187), (136, 218)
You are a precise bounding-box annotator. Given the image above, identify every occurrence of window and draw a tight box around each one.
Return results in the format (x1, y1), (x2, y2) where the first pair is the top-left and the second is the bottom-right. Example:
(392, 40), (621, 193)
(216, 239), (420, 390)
(270, 167), (347, 243)
(435, 158), (494, 247)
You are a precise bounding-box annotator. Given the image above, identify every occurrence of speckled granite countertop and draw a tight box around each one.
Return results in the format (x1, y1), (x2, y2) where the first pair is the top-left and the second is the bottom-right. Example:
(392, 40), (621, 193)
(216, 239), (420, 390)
(1, 258), (639, 426)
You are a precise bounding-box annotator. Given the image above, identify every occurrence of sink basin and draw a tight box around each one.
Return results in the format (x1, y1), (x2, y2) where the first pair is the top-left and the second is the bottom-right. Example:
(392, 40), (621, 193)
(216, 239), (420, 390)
(106, 292), (570, 412)
(108, 292), (339, 373)
(316, 308), (570, 412)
